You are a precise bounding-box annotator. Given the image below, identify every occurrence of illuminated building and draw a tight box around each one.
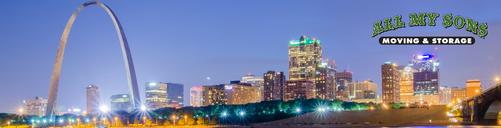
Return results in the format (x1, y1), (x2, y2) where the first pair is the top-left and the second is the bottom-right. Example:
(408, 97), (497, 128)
(439, 86), (452, 105)
(264, 71), (285, 101)
(347, 79), (377, 99)
(364, 90), (377, 99)
(166, 83), (184, 108)
(336, 71), (353, 91)
(110, 94), (132, 112)
(225, 84), (255, 105)
(351, 98), (383, 104)
(145, 82), (167, 110)
(288, 36), (322, 94)
(410, 94), (439, 105)
(451, 87), (467, 102)
(190, 87), (203, 107)
(466, 79), (481, 99)
(86, 84), (100, 115)
(284, 80), (314, 101)
(242, 74), (264, 102)
(315, 59), (337, 100)
(335, 91), (349, 101)
(410, 54), (439, 95)
(399, 66), (414, 103)
(24, 96), (47, 117)
(202, 84), (226, 106)
(381, 62), (400, 103)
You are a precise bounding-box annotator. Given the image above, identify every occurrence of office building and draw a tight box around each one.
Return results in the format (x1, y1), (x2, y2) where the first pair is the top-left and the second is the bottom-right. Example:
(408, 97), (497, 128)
(145, 82), (167, 110)
(242, 74), (264, 102)
(410, 54), (439, 95)
(110, 94), (132, 112)
(410, 94), (439, 105)
(288, 36), (322, 82)
(466, 79), (481, 99)
(24, 96), (47, 117)
(202, 84), (226, 106)
(166, 83), (184, 108)
(315, 59), (337, 100)
(399, 66), (414, 103)
(335, 91), (349, 101)
(284, 80), (314, 101)
(225, 84), (255, 105)
(364, 90), (377, 99)
(336, 71), (353, 91)
(263, 71), (285, 101)
(86, 84), (100, 115)
(381, 62), (400, 103)
(190, 87), (203, 107)
(451, 87), (467, 103)
(439, 86), (452, 105)
(347, 79), (377, 99)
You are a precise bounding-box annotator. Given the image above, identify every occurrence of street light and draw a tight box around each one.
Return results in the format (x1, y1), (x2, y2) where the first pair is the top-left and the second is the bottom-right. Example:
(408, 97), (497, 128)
(115, 117), (118, 126)
(222, 112), (227, 117)
(240, 111), (245, 116)
(103, 118), (106, 125)
(143, 116), (146, 125)
(93, 118), (96, 126)
(296, 108), (300, 113)
(141, 105), (147, 111)
(172, 116), (176, 126)
(100, 105), (109, 113)
(7, 121), (10, 126)
(184, 116), (187, 125)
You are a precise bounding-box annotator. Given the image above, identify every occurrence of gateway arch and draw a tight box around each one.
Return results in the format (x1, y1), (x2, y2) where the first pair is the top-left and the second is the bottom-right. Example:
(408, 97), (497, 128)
(46, 1), (141, 118)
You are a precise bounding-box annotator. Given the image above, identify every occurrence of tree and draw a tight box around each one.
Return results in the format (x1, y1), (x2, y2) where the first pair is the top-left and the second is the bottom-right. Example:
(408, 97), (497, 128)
(178, 117), (185, 125)
(187, 116), (195, 125)
(133, 118), (139, 125)
(146, 119), (153, 126)
(197, 117), (204, 125)
(116, 118), (123, 127)
(163, 120), (171, 126)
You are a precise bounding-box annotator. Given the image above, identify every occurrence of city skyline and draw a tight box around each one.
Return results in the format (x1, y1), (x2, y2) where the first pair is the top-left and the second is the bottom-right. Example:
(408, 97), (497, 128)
(1, 0), (501, 113)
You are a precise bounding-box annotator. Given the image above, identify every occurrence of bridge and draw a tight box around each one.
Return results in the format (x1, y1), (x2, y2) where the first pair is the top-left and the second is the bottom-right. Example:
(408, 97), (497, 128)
(461, 82), (501, 125)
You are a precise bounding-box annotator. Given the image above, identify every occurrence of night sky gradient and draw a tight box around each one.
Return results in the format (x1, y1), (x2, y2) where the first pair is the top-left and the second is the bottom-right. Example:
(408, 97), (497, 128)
(1, 0), (501, 113)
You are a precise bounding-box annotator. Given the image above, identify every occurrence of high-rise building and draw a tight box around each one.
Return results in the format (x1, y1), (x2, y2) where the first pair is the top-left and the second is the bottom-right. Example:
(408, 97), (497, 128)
(242, 74), (264, 102)
(288, 36), (322, 81)
(336, 71), (352, 92)
(110, 94), (132, 112)
(225, 84), (255, 105)
(263, 71), (285, 101)
(166, 83), (184, 108)
(86, 85), (100, 115)
(347, 79), (377, 99)
(410, 54), (439, 95)
(439, 86), (452, 105)
(190, 87), (203, 107)
(381, 62), (400, 103)
(399, 66), (414, 103)
(315, 59), (337, 100)
(363, 90), (377, 99)
(145, 82), (167, 110)
(335, 91), (349, 101)
(466, 79), (481, 99)
(202, 84), (226, 106)
(24, 96), (47, 117)
(451, 87), (467, 103)
(284, 80), (314, 101)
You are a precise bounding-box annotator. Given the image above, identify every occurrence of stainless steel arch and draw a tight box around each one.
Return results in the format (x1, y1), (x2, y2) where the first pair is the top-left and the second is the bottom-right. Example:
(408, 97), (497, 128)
(46, 1), (141, 118)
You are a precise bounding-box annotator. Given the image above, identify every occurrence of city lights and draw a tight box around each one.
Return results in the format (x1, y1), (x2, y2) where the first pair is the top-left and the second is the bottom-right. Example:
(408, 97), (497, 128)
(141, 105), (147, 111)
(240, 111), (245, 116)
(222, 112), (227, 116)
(100, 105), (109, 113)
(296, 108), (301, 112)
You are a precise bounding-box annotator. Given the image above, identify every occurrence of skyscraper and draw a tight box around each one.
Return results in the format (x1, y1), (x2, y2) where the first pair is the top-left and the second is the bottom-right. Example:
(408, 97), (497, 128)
(347, 79), (377, 99)
(410, 54), (439, 95)
(202, 84), (225, 106)
(166, 83), (184, 108)
(336, 71), (353, 91)
(224, 84), (255, 105)
(288, 35), (322, 82)
(466, 79), (481, 99)
(439, 86), (452, 105)
(381, 62), (400, 103)
(190, 87), (203, 107)
(145, 82), (167, 110)
(86, 85), (100, 115)
(315, 59), (337, 100)
(284, 80), (314, 101)
(451, 87), (467, 103)
(110, 94), (132, 112)
(399, 66), (414, 103)
(242, 74), (264, 102)
(24, 96), (47, 117)
(263, 71), (285, 101)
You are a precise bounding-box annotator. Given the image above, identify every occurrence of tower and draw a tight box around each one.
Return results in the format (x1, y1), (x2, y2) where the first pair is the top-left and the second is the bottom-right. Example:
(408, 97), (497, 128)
(263, 71), (285, 101)
(86, 85), (100, 115)
(288, 35), (322, 82)
(381, 62), (400, 103)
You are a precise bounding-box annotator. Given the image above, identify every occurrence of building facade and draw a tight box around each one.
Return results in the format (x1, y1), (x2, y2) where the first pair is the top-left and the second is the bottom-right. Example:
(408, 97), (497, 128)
(145, 82), (167, 110)
(466, 79), (481, 99)
(190, 87), (203, 107)
(347, 79), (377, 99)
(439, 86), (452, 105)
(110, 94), (132, 112)
(202, 85), (226, 106)
(24, 96), (47, 117)
(284, 80), (314, 101)
(410, 54), (439, 95)
(336, 71), (353, 91)
(451, 87), (467, 103)
(86, 85), (100, 115)
(410, 94), (439, 105)
(224, 84), (255, 105)
(399, 66), (414, 103)
(263, 71), (285, 101)
(315, 60), (337, 100)
(381, 62), (400, 103)
(242, 74), (264, 103)
(288, 36), (322, 81)
(166, 83), (184, 108)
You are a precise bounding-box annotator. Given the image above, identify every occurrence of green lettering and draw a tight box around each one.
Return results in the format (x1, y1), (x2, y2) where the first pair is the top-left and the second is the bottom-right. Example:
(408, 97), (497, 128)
(465, 18), (478, 34)
(442, 14), (453, 28)
(372, 21), (384, 37)
(453, 16), (465, 29)
(427, 13), (440, 26)
(409, 13), (426, 26)
(384, 18), (395, 31)
(394, 15), (405, 28)
(478, 23), (488, 38)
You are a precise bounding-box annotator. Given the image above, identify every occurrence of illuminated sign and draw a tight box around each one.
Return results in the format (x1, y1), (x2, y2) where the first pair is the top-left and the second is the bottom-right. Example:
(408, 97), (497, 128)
(225, 86), (233, 90)
(404, 66), (412, 72)
(417, 54), (434, 60)
(149, 83), (156, 86)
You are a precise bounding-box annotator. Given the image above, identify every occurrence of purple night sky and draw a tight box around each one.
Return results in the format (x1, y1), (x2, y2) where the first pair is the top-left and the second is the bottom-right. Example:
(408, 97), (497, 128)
(0, 0), (501, 113)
